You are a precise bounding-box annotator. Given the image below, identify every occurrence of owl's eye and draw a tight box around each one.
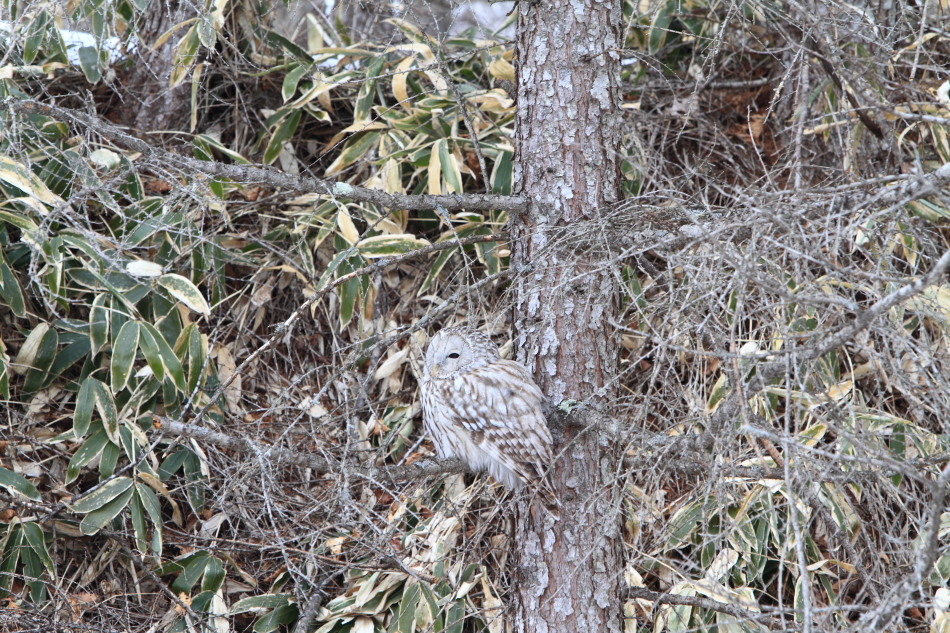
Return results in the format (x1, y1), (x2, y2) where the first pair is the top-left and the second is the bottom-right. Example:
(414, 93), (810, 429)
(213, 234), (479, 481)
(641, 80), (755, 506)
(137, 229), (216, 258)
(448, 352), (461, 359)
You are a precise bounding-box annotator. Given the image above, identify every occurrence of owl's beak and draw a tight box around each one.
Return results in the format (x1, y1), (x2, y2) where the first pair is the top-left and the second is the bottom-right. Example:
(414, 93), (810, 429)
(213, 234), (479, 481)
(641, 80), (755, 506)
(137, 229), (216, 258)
(429, 363), (440, 378)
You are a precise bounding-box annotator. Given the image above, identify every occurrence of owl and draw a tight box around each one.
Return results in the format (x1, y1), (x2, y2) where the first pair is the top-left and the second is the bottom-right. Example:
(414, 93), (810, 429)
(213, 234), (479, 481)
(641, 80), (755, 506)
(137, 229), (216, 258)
(420, 326), (554, 494)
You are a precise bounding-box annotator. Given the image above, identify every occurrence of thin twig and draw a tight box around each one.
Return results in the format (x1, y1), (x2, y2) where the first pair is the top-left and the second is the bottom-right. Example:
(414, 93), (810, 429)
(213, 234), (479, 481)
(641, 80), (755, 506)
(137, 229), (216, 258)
(1, 99), (527, 213)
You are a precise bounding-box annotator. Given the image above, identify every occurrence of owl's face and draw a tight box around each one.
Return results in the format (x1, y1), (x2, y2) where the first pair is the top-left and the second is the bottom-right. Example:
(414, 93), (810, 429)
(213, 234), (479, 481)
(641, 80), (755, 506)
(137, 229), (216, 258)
(424, 327), (499, 379)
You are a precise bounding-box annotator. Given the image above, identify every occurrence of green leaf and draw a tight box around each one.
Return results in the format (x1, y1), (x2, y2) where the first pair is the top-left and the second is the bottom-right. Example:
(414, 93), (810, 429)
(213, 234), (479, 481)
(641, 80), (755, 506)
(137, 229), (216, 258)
(110, 321), (140, 393)
(171, 552), (212, 594)
(491, 151), (513, 195)
(22, 544), (46, 602)
(129, 488), (148, 553)
(357, 234), (431, 258)
(77, 46), (101, 83)
(69, 476), (134, 513)
(135, 483), (163, 555)
(338, 274), (359, 326)
(99, 439), (120, 479)
(79, 484), (134, 536)
(282, 64), (310, 102)
(445, 599), (465, 633)
(23, 10), (51, 64)
(157, 273), (211, 315)
(397, 582), (420, 632)
(159, 449), (189, 480)
(140, 323), (185, 390)
(323, 131), (381, 176)
(0, 466), (41, 500)
(91, 378), (120, 443)
(137, 325), (166, 383)
(0, 262), (26, 317)
(22, 326), (58, 393)
(183, 451), (206, 512)
(170, 25), (201, 88)
(0, 350), (7, 401)
(66, 428), (109, 484)
(197, 15), (216, 48)
(437, 140), (463, 194)
(49, 337), (92, 377)
(353, 55), (385, 122)
(202, 556), (225, 592)
(89, 293), (110, 355)
(0, 210), (40, 234)
(230, 594), (292, 614)
(1, 527), (24, 593)
(186, 324), (207, 396)
(264, 109), (302, 165)
(118, 425), (142, 467)
(192, 135), (249, 164)
(253, 604), (299, 633)
(73, 377), (97, 437)
(21, 521), (54, 577)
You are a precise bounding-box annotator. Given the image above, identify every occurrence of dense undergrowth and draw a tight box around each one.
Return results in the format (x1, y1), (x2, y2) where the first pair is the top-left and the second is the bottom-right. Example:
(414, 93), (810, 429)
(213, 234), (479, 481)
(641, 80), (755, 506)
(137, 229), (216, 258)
(1, 0), (950, 630)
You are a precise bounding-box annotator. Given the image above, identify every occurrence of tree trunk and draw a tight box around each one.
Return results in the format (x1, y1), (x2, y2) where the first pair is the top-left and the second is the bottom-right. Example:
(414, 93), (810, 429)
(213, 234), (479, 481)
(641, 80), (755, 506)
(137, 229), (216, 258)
(120, 0), (195, 133)
(509, 0), (624, 632)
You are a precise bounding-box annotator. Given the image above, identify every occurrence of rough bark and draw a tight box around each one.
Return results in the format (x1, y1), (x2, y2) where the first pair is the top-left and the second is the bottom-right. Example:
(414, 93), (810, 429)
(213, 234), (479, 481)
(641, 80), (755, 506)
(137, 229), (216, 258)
(509, 0), (624, 631)
(120, 0), (195, 133)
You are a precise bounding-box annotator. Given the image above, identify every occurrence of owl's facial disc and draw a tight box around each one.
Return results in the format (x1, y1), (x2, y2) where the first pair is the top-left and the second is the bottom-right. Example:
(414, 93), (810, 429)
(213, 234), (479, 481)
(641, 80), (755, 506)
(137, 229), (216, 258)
(426, 332), (470, 378)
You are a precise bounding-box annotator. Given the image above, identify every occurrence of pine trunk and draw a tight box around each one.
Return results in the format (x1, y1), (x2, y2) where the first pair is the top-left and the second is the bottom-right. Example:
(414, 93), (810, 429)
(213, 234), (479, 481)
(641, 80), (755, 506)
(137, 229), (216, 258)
(509, 0), (625, 631)
(120, 0), (195, 133)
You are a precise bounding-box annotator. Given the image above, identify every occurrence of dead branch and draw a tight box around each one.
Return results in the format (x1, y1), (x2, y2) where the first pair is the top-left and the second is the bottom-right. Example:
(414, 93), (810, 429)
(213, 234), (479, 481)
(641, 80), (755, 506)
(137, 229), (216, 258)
(627, 587), (802, 631)
(1, 99), (527, 213)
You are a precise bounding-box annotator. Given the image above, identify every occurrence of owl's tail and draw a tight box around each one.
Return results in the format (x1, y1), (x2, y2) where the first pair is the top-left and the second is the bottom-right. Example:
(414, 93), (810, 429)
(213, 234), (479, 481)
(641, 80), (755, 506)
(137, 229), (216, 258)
(527, 473), (561, 521)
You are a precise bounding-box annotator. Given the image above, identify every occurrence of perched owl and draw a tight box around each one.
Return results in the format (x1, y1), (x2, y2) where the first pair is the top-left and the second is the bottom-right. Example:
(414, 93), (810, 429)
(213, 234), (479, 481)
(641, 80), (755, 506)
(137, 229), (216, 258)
(420, 326), (554, 493)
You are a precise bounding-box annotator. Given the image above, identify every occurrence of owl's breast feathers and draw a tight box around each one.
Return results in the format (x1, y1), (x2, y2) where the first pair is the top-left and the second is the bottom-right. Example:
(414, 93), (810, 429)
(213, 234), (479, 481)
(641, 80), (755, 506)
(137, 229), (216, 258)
(420, 351), (555, 498)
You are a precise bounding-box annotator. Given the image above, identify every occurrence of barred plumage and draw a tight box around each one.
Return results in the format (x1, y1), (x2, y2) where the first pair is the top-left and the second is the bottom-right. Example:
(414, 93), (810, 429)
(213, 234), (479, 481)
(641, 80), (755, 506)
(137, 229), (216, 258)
(420, 327), (554, 493)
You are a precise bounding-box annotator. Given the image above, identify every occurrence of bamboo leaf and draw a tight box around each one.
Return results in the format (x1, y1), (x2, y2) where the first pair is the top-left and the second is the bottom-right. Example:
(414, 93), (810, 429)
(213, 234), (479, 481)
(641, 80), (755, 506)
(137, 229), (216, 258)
(324, 131), (381, 176)
(77, 46), (101, 83)
(21, 521), (54, 577)
(140, 323), (185, 391)
(428, 140), (444, 195)
(12, 323), (49, 376)
(66, 428), (109, 484)
(186, 325), (208, 396)
(264, 109), (302, 165)
(438, 141), (463, 194)
(89, 293), (110, 355)
(0, 262), (25, 317)
(158, 273), (211, 315)
(73, 378), (97, 437)
(357, 235), (431, 258)
(138, 325), (166, 383)
(282, 64), (310, 102)
(91, 378), (120, 444)
(337, 205), (360, 245)
(79, 484), (135, 536)
(129, 488), (148, 553)
(0, 466), (41, 500)
(69, 476), (134, 513)
(111, 321), (140, 394)
(22, 326), (58, 393)
(170, 24), (201, 88)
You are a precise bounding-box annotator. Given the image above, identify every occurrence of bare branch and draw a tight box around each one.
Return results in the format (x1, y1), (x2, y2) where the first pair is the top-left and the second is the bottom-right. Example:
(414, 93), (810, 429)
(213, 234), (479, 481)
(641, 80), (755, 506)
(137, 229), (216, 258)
(155, 419), (470, 480)
(1, 99), (527, 213)
(627, 587), (802, 630)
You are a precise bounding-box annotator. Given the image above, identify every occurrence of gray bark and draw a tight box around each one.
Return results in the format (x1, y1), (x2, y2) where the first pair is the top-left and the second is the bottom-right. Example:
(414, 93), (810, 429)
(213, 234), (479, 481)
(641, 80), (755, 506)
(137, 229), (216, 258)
(121, 0), (196, 133)
(509, 0), (625, 631)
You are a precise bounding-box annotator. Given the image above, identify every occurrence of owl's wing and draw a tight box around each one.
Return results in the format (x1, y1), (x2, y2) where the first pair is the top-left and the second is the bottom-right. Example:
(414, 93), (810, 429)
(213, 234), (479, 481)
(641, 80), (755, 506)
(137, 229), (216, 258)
(456, 360), (553, 483)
